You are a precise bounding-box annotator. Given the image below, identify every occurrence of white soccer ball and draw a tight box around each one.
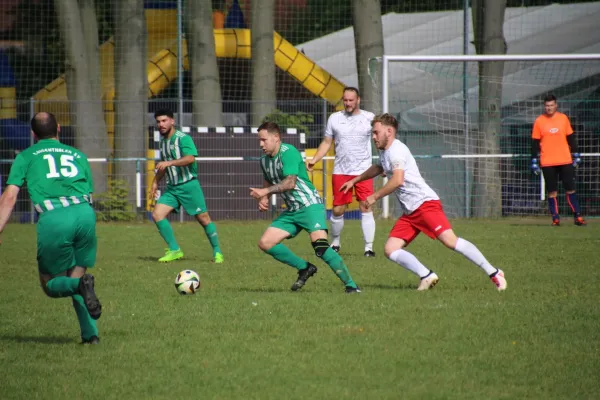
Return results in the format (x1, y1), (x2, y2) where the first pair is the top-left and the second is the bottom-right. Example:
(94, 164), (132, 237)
(174, 270), (201, 295)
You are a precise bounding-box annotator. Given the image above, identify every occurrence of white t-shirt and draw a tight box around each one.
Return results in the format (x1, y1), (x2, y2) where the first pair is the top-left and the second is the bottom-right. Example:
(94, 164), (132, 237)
(325, 109), (374, 175)
(378, 139), (439, 215)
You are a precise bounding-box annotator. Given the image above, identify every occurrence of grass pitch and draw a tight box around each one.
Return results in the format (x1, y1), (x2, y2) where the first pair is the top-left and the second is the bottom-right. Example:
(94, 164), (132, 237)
(1, 218), (599, 399)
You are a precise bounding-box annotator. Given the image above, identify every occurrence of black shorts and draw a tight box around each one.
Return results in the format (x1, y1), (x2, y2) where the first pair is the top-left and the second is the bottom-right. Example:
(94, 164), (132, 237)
(542, 164), (576, 193)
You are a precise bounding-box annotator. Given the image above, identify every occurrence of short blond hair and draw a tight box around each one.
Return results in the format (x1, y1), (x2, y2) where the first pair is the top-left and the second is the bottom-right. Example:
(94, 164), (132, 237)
(371, 113), (398, 131)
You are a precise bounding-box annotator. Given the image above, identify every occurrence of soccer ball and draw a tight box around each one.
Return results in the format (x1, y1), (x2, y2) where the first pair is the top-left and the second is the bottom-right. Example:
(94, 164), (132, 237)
(174, 270), (201, 295)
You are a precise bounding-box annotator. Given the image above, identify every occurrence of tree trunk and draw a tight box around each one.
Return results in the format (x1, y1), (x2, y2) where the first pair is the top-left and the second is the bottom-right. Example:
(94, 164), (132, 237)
(471, 0), (507, 218)
(54, 0), (109, 194)
(184, 0), (223, 127)
(251, 0), (277, 126)
(79, 0), (102, 101)
(352, 0), (384, 112)
(113, 0), (147, 209)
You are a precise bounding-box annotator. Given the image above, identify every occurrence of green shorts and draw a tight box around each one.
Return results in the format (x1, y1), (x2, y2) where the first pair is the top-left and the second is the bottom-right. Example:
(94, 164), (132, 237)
(158, 179), (207, 216)
(270, 203), (328, 238)
(37, 204), (97, 276)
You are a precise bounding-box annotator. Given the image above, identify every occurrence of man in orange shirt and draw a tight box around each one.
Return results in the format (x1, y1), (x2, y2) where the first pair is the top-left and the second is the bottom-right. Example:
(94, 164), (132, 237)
(531, 94), (585, 226)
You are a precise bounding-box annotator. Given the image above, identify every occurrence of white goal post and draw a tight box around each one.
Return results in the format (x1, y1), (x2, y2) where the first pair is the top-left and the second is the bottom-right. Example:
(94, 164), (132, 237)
(376, 53), (600, 219)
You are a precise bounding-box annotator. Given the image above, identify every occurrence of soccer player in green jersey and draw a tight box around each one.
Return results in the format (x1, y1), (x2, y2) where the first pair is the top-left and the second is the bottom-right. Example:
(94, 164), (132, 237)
(0, 112), (102, 344)
(151, 109), (223, 263)
(249, 121), (360, 293)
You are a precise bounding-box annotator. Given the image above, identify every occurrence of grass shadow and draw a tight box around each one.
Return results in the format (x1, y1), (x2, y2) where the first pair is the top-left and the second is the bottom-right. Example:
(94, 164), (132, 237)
(0, 334), (75, 344)
(361, 283), (418, 291)
(229, 287), (289, 293)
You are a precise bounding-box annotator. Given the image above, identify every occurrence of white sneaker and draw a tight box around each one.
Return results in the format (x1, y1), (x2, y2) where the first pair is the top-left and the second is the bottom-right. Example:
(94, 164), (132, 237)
(417, 272), (439, 291)
(490, 269), (507, 291)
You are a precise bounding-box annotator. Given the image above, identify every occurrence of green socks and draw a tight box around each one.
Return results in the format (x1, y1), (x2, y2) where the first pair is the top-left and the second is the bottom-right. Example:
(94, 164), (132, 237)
(72, 295), (98, 340)
(46, 277), (98, 340)
(321, 247), (357, 288)
(203, 222), (222, 255)
(156, 219), (179, 251)
(266, 244), (308, 270)
(46, 276), (80, 298)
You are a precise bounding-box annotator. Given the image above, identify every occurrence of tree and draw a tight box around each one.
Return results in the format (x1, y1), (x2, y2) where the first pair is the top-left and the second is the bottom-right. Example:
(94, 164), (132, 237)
(352, 0), (384, 112)
(54, 0), (109, 193)
(471, 0), (507, 218)
(185, 0), (223, 127)
(251, 0), (277, 126)
(113, 0), (147, 208)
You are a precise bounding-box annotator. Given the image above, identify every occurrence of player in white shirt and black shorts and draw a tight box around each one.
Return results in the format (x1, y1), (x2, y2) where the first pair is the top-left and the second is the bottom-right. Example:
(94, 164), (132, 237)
(306, 87), (377, 257)
(340, 113), (507, 291)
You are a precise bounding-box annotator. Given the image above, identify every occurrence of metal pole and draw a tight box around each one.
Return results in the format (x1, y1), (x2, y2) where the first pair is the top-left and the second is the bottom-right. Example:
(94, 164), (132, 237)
(381, 56), (389, 218)
(177, 0), (184, 123)
(177, 0), (184, 223)
(463, 0), (471, 218)
(30, 97), (35, 224)
(322, 98), (328, 209)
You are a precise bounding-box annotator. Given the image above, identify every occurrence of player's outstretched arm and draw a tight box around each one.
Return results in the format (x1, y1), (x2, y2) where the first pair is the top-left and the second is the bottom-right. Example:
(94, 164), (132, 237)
(0, 185), (20, 237)
(339, 165), (383, 194)
(250, 175), (297, 200)
(257, 180), (270, 211)
(306, 136), (333, 171)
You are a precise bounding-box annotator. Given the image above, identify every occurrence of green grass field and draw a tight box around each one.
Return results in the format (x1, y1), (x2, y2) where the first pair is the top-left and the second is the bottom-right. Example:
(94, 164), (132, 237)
(1, 218), (599, 399)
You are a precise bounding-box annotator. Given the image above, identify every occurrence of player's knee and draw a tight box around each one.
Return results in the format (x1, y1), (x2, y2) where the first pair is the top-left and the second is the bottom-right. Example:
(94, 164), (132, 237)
(151, 209), (163, 222)
(257, 237), (273, 252)
(196, 212), (211, 226)
(435, 229), (457, 249)
(312, 238), (330, 258)
(359, 203), (370, 213)
(384, 243), (399, 258)
(384, 238), (406, 258)
(332, 205), (345, 217)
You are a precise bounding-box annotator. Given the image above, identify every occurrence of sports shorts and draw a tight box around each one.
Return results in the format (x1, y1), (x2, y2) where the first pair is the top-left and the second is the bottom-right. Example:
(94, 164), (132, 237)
(158, 179), (208, 216)
(332, 174), (374, 206)
(37, 203), (97, 276)
(542, 164), (576, 193)
(270, 203), (328, 238)
(389, 200), (452, 245)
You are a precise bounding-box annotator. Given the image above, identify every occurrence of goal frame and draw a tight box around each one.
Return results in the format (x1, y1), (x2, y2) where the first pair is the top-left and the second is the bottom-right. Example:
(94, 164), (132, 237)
(379, 53), (600, 218)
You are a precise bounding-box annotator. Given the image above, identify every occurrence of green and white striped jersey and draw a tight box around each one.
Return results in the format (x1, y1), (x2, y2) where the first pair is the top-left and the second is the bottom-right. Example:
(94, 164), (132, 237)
(260, 143), (322, 212)
(7, 139), (93, 213)
(159, 130), (198, 186)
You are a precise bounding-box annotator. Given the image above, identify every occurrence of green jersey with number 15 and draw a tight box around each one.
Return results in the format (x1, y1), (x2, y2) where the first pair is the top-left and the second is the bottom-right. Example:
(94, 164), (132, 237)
(7, 139), (94, 213)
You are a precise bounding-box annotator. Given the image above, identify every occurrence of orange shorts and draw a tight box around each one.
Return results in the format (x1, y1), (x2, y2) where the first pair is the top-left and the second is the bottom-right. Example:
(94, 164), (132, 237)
(389, 200), (452, 245)
(332, 174), (374, 206)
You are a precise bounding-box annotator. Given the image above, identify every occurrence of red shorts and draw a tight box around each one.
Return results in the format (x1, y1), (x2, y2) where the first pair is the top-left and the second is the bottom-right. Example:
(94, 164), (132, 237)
(389, 200), (452, 245)
(332, 174), (374, 206)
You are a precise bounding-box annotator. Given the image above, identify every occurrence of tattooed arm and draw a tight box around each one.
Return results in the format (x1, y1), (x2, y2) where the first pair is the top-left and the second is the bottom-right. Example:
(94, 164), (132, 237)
(250, 175), (297, 200)
(265, 175), (297, 194)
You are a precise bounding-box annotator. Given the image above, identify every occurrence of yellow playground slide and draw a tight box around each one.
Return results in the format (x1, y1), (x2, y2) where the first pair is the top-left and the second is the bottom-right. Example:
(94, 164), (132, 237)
(33, 9), (346, 129)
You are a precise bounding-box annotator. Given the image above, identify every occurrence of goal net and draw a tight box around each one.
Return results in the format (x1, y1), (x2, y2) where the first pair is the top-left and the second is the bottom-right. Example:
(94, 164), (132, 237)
(371, 54), (600, 219)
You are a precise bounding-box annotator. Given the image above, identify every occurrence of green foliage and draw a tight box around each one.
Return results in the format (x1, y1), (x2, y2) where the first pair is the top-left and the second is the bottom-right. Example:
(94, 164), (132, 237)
(262, 109), (315, 135)
(94, 179), (137, 222)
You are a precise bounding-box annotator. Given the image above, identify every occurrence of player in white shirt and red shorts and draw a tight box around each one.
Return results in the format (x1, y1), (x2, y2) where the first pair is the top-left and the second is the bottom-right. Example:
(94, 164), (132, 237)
(340, 113), (507, 291)
(307, 87), (377, 257)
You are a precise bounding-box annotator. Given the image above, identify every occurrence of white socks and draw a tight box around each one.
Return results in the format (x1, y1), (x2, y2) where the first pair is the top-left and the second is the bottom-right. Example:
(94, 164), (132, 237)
(330, 214), (344, 247)
(454, 238), (497, 275)
(388, 249), (431, 278)
(361, 211), (376, 251)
